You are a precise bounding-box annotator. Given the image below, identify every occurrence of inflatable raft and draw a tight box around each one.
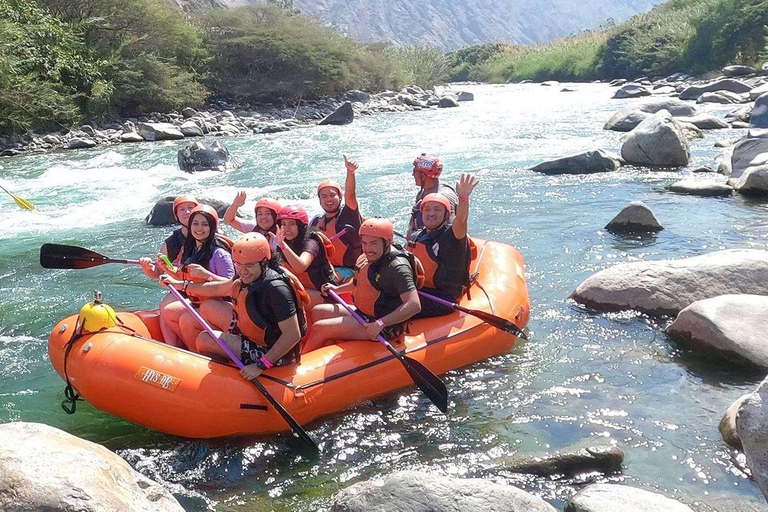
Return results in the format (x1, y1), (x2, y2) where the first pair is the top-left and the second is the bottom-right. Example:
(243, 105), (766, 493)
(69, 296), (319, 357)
(48, 239), (529, 439)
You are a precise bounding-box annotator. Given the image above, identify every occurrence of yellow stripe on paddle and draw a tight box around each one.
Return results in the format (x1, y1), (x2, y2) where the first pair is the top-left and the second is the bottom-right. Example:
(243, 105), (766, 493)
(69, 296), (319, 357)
(0, 185), (35, 210)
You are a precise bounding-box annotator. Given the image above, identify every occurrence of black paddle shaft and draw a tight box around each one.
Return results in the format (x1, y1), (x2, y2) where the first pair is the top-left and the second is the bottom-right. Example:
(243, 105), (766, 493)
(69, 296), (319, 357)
(40, 243), (140, 269)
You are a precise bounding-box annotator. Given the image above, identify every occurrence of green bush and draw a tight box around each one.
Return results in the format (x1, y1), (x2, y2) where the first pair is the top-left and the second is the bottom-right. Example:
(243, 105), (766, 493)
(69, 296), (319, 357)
(445, 43), (511, 81)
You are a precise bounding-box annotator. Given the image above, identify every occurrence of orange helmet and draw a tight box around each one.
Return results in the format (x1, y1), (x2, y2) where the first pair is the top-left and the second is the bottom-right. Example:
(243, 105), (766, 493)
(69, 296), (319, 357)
(188, 204), (219, 232)
(413, 153), (443, 178)
(232, 233), (271, 264)
(277, 204), (309, 226)
(359, 217), (394, 244)
(255, 197), (281, 215)
(420, 193), (452, 215)
(172, 195), (199, 221)
(317, 179), (342, 198)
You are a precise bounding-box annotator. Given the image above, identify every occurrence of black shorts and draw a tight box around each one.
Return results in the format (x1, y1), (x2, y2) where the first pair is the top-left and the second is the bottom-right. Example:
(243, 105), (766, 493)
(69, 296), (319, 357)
(240, 338), (296, 367)
(355, 310), (404, 341)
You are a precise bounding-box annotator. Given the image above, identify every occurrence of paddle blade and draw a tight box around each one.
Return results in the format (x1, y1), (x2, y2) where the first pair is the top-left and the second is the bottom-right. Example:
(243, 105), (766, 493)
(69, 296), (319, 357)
(0, 186), (35, 210)
(467, 308), (527, 339)
(401, 356), (449, 413)
(250, 378), (319, 453)
(40, 243), (111, 269)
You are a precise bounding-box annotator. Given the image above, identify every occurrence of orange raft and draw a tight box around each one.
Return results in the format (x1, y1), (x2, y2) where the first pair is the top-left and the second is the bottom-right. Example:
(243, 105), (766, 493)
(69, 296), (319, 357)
(48, 239), (530, 439)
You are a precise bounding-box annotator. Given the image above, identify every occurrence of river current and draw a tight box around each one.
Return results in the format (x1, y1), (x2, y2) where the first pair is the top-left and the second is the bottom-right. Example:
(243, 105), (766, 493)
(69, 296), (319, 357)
(1, 83), (766, 510)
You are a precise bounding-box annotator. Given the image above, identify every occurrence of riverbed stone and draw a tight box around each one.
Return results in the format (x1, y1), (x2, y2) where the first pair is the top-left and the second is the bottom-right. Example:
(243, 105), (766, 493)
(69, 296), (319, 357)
(120, 131), (144, 143)
(679, 79), (753, 100)
(605, 201), (663, 233)
(728, 137), (768, 194)
(146, 196), (229, 225)
(750, 93), (768, 129)
(319, 101), (354, 125)
(498, 445), (623, 477)
(668, 179), (733, 196)
(721, 393), (751, 449)
(67, 137), (97, 149)
(179, 121), (203, 137)
(530, 149), (622, 174)
(0, 422), (183, 512)
(456, 91), (474, 101)
(621, 110), (689, 167)
(612, 83), (651, 99)
(609, 78), (627, 86)
(723, 65), (756, 77)
(676, 113), (729, 129)
(343, 90), (372, 103)
(564, 483), (694, 512)
(542, 80), (559, 87)
(571, 249), (768, 315)
(330, 471), (557, 512)
(666, 294), (768, 368)
(138, 122), (184, 141)
(605, 99), (697, 131)
(438, 96), (460, 108)
(736, 377), (768, 503)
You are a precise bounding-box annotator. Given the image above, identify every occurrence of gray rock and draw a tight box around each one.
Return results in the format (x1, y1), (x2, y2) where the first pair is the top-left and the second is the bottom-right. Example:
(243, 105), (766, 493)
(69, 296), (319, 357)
(668, 179), (733, 196)
(42, 134), (61, 145)
(621, 110), (689, 167)
(697, 91), (741, 104)
(561, 87), (577, 92)
(720, 393), (751, 450)
(728, 138), (768, 194)
(499, 445), (623, 477)
(692, 165), (716, 172)
(571, 249), (768, 315)
(666, 294), (768, 368)
(723, 65), (756, 77)
(343, 90), (372, 103)
(66, 137), (97, 149)
(182, 107), (199, 118)
(679, 79), (753, 100)
(605, 201), (663, 233)
(120, 132), (144, 143)
(330, 471), (557, 512)
(605, 99), (697, 131)
(737, 377), (768, 502)
(80, 125), (95, 137)
(179, 121), (203, 137)
(612, 83), (651, 99)
(565, 483), (693, 512)
(715, 140), (735, 148)
(146, 196), (229, 226)
(137, 122), (184, 141)
(438, 96), (460, 108)
(177, 140), (231, 172)
(404, 85), (425, 95)
(531, 149), (622, 174)
(750, 93), (768, 129)
(259, 123), (290, 134)
(456, 91), (474, 101)
(749, 84), (768, 101)
(0, 422), (183, 512)
(652, 85), (677, 95)
(676, 113), (729, 129)
(541, 80), (559, 87)
(727, 105), (753, 123)
(319, 102), (354, 125)
(609, 78), (627, 86)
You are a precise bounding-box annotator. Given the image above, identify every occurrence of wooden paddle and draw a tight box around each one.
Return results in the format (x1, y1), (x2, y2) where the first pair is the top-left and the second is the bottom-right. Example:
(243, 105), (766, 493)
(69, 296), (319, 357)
(0, 185), (35, 210)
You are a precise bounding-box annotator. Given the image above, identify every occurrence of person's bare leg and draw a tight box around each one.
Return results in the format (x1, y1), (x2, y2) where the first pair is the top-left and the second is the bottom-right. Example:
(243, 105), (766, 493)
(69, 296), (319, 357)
(179, 299), (233, 349)
(310, 303), (346, 323)
(195, 331), (241, 362)
(158, 293), (181, 347)
(302, 314), (367, 353)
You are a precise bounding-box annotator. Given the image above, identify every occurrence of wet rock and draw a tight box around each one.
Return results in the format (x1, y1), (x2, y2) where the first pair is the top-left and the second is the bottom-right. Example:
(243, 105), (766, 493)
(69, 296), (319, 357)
(541, 80), (559, 87)
(697, 91), (742, 104)
(500, 445), (623, 477)
(179, 121), (203, 137)
(565, 483), (693, 512)
(605, 201), (663, 233)
(177, 140), (231, 172)
(721, 393), (751, 450)
(692, 165), (716, 172)
(0, 149), (21, 157)
(138, 122), (184, 141)
(530, 149), (622, 174)
(319, 101), (354, 125)
(438, 96), (459, 108)
(728, 138), (768, 194)
(679, 79), (753, 100)
(714, 140), (735, 148)
(621, 110), (689, 167)
(750, 93), (768, 129)
(258, 123), (290, 134)
(604, 110), (649, 131)
(80, 125), (95, 137)
(0, 422), (183, 512)
(605, 99), (697, 131)
(182, 107), (199, 118)
(609, 78), (627, 86)
(723, 65), (755, 77)
(749, 84), (768, 101)
(737, 376), (768, 502)
(330, 471), (558, 512)
(146, 196), (229, 225)
(343, 90), (372, 103)
(456, 91), (474, 101)
(612, 83), (651, 99)
(666, 294), (768, 368)
(561, 87), (576, 92)
(571, 249), (768, 315)
(404, 85), (425, 95)
(67, 137), (97, 149)
(676, 113), (729, 130)
(120, 132), (144, 143)
(668, 179), (733, 196)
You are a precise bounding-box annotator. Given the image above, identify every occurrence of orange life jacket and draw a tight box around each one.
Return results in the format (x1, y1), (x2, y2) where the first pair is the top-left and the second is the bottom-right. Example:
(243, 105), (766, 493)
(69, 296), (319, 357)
(353, 245), (425, 318)
(282, 232), (338, 290)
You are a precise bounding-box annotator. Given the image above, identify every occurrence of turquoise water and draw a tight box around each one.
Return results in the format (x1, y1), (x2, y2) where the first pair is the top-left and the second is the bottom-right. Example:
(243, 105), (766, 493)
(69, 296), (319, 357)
(1, 83), (766, 510)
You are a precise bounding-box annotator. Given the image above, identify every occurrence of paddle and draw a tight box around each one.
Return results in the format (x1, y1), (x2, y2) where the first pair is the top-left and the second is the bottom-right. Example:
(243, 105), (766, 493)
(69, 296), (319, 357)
(165, 284), (319, 452)
(326, 289), (448, 414)
(418, 290), (528, 339)
(0, 185), (35, 210)
(40, 243), (141, 269)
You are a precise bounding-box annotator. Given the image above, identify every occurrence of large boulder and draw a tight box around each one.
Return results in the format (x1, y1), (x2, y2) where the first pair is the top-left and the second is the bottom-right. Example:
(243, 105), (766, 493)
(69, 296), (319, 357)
(679, 79), (753, 101)
(66, 137), (97, 149)
(343, 90), (372, 103)
(666, 294), (768, 368)
(330, 471), (557, 512)
(676, 113), (729, 130)
(736, 377), (768, 503)
(179, 120), (203, 137)
(120, 131), (144, 143)
(530, 149), (622, 174)
(177, 140), (231, 172)
(750, 93), (768, 128)
(571, 249), (768, 316)
(496, 445), (623, 477)
(723, 65), (755, 77)
(438, 96), (460, 108)
(137, 122), (184, 141)
(456, 91), (474, 101)
(565, 484), (693, 512)
(697, 91), (743, 104)
(749, 84), (768, 101)
(621, 110), (689, 167)
(728, 138), (768, 194)
(604, 99), (697, 131)
(612, 83), (651, 99)
(0, 422), (183, 512)
(146, 196), (229, 226)
(668, 179), (733, 197)
(319, 101), (354, 125)
(720, 393), (751, 450)
(605, 201), (663, 233)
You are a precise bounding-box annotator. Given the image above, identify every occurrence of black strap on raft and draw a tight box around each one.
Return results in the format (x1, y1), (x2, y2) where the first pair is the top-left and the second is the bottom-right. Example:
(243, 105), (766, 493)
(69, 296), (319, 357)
(61, 319), (84, 414)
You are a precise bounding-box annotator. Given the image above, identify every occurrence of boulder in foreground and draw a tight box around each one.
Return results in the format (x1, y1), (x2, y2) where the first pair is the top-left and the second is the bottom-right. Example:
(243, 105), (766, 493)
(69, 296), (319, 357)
(605, 201), (663, 233)
(565, 483), (693, 512)
(530, 149), (621, 174)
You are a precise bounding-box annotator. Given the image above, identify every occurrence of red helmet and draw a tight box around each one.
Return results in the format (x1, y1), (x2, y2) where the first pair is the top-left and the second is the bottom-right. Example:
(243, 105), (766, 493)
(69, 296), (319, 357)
(420, 193), (452, 215)
(255, 197), (281, 215)
(172, 195), (199, 221)
(317, 179), (342, 198)
(188, 204), (219, 232)
(413, 153), (443, 178)
(232, 233), (271, 264)
(277, 204), (309, 226)
(359, 217), (394, 244)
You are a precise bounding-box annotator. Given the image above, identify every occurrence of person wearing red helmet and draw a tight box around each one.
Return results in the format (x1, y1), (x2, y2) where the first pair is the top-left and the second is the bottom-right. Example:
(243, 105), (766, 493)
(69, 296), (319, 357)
(224, 191), (281, 238)
(139, 194), (198, 280)
(406, 153), (459, 240)
(409, 173), (479, 317)
(310, 155), (364, 282)
(156, 204), (235, 347)
(161, 233), (308, 380)
(275, 204), (339, 304)
(302, 217), (422, 353)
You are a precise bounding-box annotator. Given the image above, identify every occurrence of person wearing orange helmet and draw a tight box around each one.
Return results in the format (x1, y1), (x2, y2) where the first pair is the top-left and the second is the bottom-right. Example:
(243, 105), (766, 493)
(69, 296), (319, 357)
(302, 217), (422, 353)
(224, 191), (281, 239)
(406, 153), (459, 240)
(139, 194), (198, 280)
(310, 155), (364, 282)
(409, 173), (479, 317)
(161, 233), (308, 380)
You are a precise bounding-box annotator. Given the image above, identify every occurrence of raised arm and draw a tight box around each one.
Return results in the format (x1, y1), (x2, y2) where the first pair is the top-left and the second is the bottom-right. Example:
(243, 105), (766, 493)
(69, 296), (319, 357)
(224, 191), (249, 233)
(343, 154), (359, 211)
(452, 173), (479, 240)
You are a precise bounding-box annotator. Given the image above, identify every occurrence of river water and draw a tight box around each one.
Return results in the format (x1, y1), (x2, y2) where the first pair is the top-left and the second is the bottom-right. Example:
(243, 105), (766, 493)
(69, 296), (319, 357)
(1, 83), (766, 510)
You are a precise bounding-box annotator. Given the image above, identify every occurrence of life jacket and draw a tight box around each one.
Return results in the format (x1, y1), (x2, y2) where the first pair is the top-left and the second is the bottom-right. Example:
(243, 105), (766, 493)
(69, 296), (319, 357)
(410, 183), (457, 232)
(311, 208), (362, 268)
(230, 267), (309, 359)
(164, 228), (185, 265)
(177, 234), (235, 283)
(353, 244), (425, 318)
(282, 231), (338, 290)
(408, 226), (477, 298)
